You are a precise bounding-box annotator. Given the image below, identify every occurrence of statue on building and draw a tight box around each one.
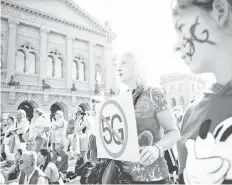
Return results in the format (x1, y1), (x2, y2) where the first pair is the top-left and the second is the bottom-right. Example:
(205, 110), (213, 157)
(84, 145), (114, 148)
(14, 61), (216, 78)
(71, 83), (77, 91)
(42, 79), (51, 90)
(8, 75), (20, 87)
(110, 88), (115, 96)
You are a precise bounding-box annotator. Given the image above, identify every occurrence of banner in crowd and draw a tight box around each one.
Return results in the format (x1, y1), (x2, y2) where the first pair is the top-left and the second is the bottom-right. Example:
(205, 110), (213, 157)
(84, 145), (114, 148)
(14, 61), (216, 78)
(95, 92), (140, 162)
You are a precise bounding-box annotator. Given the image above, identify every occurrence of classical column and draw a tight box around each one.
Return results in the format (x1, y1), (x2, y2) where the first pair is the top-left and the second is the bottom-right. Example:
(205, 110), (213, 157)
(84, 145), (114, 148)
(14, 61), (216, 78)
(88, 42), (95, 91)
(66, 36), (75, 88)
(103, 44), (113, 93)
(39, 27), (50, 82)
(6, 18), (19, 80)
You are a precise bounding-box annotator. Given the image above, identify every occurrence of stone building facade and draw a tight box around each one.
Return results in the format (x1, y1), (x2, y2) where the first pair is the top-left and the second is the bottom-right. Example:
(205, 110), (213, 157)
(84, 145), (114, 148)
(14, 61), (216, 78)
(160, 73), (208, 110)
(0, 0), (117, 120)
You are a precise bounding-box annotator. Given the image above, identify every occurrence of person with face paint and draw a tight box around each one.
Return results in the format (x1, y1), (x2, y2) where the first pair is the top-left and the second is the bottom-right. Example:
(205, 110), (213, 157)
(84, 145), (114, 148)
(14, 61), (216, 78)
(172, 0), (232, 184)
(117, 52), (180, 184)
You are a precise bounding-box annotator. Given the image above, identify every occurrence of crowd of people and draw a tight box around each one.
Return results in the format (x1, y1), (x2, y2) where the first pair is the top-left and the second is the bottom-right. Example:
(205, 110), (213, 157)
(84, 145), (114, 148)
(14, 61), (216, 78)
(1, 0), (232, 184)
(0, 107), (92, 184)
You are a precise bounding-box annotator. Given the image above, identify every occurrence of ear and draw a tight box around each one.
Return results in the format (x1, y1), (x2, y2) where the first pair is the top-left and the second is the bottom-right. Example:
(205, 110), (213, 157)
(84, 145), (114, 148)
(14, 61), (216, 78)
(212, 0), (232, 28)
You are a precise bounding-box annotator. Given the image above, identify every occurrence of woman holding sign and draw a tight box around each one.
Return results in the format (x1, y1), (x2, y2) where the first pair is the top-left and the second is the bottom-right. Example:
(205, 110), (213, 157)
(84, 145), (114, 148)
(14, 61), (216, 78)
(117, 52), (180, 184)
(85, 52), (180, 184)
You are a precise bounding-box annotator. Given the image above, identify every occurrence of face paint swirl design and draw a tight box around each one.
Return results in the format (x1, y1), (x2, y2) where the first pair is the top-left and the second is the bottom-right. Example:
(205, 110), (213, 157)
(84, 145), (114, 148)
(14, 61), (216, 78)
(183, 16), (216, 61)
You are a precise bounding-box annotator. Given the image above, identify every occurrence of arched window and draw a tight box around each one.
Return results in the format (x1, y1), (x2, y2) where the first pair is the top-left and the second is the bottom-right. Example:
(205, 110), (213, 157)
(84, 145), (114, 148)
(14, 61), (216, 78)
(79, 61), (85, 81)
(16, 50), (25, 72)
(16, 45), (36, 74)
(73, 55), (85, 81)
(46, 56), (53, 77)
(72, 61), (77, 80)
(180, 96), (185, 105)
(55, 58), (62, 78)
(27, 52), (36, 74)
(171, 98), (176, 107)
(47, 51), (63, 78)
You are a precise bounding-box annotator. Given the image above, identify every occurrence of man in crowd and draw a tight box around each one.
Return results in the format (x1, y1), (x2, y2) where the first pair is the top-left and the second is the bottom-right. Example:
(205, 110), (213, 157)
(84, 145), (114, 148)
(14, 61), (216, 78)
(19, 151), (48, 184)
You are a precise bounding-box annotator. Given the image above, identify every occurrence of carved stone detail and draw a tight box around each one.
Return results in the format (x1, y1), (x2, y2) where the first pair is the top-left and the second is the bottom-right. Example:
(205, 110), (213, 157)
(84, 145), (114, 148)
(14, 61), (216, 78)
(14, 94), (41, 108)
(8, 18), (20, 29)
(40, 27), (50, 34)
(16, 34), (40, 57)
(88, 42), (97, 48)
(1, 3), (115, 39)
(8, 91), (16, 104)
(67, 35), (75, 41)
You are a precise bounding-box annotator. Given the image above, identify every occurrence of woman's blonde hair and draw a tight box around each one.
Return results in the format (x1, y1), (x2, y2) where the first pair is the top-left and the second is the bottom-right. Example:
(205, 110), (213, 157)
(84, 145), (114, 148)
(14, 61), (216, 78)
(17, 109), (26, 118)
(120, 51), (147, 85)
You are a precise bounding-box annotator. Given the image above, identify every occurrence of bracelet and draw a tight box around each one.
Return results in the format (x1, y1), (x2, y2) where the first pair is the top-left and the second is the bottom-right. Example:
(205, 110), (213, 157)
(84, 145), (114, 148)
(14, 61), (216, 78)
(154, 143), (165, 157)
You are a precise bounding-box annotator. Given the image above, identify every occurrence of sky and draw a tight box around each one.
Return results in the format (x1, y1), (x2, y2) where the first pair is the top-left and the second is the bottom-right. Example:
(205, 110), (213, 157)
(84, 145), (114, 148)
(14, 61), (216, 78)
(74, 0), (215, 85)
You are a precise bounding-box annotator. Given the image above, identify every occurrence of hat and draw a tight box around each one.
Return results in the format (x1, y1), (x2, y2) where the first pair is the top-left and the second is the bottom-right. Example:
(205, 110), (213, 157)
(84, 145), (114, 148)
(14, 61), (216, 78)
(76, 107), (83, 113)
(55, 110), (64, 118)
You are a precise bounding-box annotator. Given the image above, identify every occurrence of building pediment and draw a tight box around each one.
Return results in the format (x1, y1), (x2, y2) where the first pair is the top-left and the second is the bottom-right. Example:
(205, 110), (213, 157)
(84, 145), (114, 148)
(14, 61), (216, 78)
(2, 0), (116, 39)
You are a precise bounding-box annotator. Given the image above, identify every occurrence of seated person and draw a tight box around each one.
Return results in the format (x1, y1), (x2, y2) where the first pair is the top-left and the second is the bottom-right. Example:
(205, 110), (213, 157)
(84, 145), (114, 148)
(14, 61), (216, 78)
(5, 149), (22, 182)
(18, 151), (48, 184)
(52, 137), (68, 174)
(38, 148), (63, 184)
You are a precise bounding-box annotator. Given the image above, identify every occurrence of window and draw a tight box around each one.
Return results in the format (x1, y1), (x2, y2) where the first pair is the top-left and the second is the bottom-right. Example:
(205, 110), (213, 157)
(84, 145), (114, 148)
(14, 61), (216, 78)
(73, 55), (85, 81)
(72, 61), (77, 80)
(0, 45), (3, 69)
(170, 85), (175, 92)
(56, 58), (62, 78)
(46, 56), (53, 77)
(79, 61), (85, 81)
(16, 45), (36, 74)
(180, 96), (185, 105)
(46, 51), (63, 78)
(179, 84), (183, 92)
(171, 98), (176, 107)
(27, 52), (36, 74)
(16, 50), (25, 72)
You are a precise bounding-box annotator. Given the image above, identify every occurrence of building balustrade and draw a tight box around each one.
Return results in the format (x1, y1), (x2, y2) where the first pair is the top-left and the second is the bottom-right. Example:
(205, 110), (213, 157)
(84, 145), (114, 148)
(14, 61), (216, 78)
(0, 82), (93, 96)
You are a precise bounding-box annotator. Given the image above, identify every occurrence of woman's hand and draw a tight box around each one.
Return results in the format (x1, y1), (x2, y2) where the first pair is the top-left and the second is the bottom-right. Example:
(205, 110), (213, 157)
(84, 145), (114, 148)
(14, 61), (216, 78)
(139, 145), (159, 166)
